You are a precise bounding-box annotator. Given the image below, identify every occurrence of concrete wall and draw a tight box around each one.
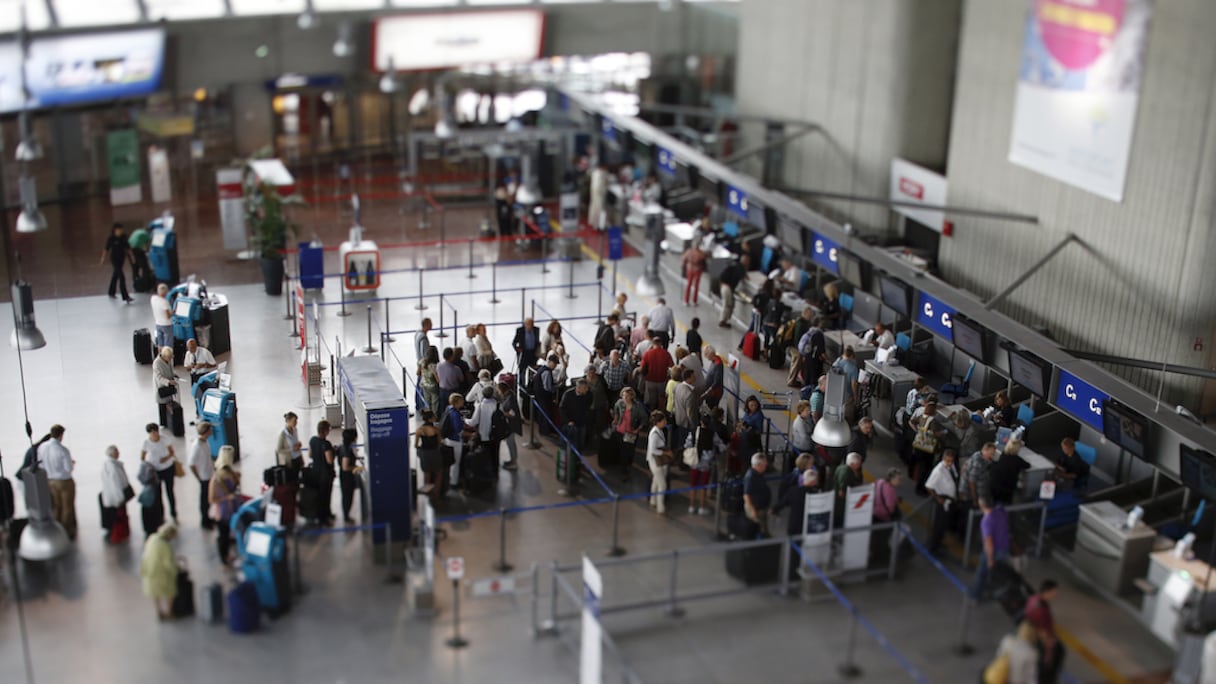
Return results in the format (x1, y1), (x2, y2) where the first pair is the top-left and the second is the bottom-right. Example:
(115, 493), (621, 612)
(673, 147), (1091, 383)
(733, 0), (962, 234)
(940, 0), (1216, 410)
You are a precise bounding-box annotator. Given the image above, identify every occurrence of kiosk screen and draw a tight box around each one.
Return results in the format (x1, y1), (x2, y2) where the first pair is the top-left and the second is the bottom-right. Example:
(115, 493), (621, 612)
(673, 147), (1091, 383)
(202, 394), (222, 415)
(245, 529), (272, 558)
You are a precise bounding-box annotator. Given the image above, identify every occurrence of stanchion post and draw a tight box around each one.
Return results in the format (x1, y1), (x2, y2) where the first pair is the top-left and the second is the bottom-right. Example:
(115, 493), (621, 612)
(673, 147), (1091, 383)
(489, 263), (501, 304)
(492, 508), (513, 573)
(529, 562), (542, 637)
(363, 305), (376, 353)
(541, 234), (550, 273)
(667, 549), (684, 618)
(383, 299), (396, 342)
(537, 559), (560, 637)
(414, 269), (427, 311)
(778, 540), (792, 597)
(283, 276), (293, 320)
(523, 398), (540, 449)
(436, 293), (448, 338)
(520, 287), (526, 323)
(888, 523), (901, 581)
(380, 332), (386, 361)
(596, 274), (603, 323)
(467, 239), (476, 279)
(566, 259), (577, 299)
(337, 282), (350, 317)
(607, 494), (625, 557)
(1036, 502), (1047, 558)
(530, 299), (536, 324)
(446, 578), (469, 649)
(954, 595), (975, 656)
(289, 289), (300, 338)
(838, 612), (863, 678)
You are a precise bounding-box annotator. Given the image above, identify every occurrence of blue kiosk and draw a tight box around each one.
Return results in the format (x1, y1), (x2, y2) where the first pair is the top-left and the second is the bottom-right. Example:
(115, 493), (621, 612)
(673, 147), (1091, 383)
(338, 355), (411, 562)
(194, 370), (240, 461)
(148, 215), (179, 285)
(231, 496), (291, 615)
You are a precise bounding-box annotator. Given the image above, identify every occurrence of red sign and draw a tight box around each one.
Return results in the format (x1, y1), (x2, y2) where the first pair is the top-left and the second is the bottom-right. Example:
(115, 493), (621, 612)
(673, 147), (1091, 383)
(295, 281), (306, 341)
(852, 493), (871, 510)
(898, 177), (924, 200)
(217, 182), (243, 200)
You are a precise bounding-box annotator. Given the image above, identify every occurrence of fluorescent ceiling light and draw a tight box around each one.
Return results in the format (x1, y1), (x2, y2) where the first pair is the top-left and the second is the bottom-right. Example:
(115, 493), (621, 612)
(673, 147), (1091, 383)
(0, 0), (51, 32)
(53, 0), (141, 26)
(144, 0), (227, 20)
(229, 0), (306, 16)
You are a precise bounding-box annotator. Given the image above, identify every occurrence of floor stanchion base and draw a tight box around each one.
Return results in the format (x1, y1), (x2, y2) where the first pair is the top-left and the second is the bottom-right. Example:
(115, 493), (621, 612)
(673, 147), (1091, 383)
(492, 561), (514, 573)
(445, 637), (469, 649)
(837, 664), (862, 678)
(606, 546), (626, 558)
(953, 644), (975, 657)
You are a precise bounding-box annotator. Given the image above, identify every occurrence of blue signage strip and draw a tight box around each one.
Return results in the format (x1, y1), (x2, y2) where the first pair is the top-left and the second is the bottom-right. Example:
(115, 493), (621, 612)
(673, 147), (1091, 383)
(726, 184), (749, 219)
(657, 146), (677, 176)
(810, 232), (841, 275)
(916, 292), (956, 340)
(1054, 369), (1110, 432)
(600, 116), (618, 143)
(607, 226), (624, 261)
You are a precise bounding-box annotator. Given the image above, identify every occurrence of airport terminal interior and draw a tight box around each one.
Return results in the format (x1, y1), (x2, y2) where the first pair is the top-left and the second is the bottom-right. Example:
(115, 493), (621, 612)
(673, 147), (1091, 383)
(3, 1), (1216, 682)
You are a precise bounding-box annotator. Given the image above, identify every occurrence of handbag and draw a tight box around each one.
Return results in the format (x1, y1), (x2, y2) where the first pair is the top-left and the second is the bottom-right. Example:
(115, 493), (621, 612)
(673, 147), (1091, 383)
(982, 652), (1010, 684)
(622, 432), (637, 445)
(122, 484), (136, 503)
(173, 460), (185, 478)
(682, 428), (701, 467)
(158, 385), (177, 398)
(911, 420), (939, 454)
(138, 485), (158, 508)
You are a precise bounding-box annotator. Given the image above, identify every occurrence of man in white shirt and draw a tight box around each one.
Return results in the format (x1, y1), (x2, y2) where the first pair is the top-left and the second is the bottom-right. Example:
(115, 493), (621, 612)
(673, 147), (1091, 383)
(462, 325), (479, 371)
(925, 449), (960, 555)
(141, 423), (179, 520)
(905, 377), (928, 415)
(645, 299), (675, 341)
(37, 424), (77, 540)
(466, 369), (497, 408)
(150, 283), (173, 349)
(188, 422), (215, 530)
(184, 338), (217, 385)
(774, 258), (803, 293)
(867, 322), (896, 350)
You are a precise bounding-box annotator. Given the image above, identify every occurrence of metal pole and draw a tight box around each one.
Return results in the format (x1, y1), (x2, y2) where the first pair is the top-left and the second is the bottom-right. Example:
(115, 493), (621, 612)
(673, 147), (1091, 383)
(530, 299), (536, 324)
(292, 528), (304, 595)
(451, 308), (458, 350)
(667, 550), (684, 617)
(380, 332), (386, 362)
(383, 299), (396, 342)
(436, 294), (448, 338)
(363, 305), (376, 353)
(961, 509), (975, 570)
(596, 274), (603, 323)
(541, 234), (550, 273)
(529, 562), (542, 637)
(493, 508), (513, 573)
(838, 612), (862, 677)
(467, 239), (477, 279)
(289, 289), (300, 338)
(445, 578), (469, 648)
(778, 540), (792, 597)
(713, 476), (727, 541)
(337, 282), (350, 317)
(540, 560), (560, 636)
(611, 259), (618, 298)
(607, 494), (625, 557)
(520, 287), (526, 323)
(489, 263), (501, 304)
(566, 259), (577, 299)
(415, 269), (428, 310)
(954, 594), (975, 655)
(283, 275), (293, 319)
(523, 397), (541, 449)
(1036, 503), (1047, 558)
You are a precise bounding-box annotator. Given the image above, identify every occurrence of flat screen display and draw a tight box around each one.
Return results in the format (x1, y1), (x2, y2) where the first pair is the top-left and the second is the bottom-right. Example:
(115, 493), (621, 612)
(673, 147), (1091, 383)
(174, 300), (193, 317)
(1008, 348), (1050, 399)
(837, 250), (865, 288)
(951, 315), (987, 362)
(202, 394), (223, 415)
(778, 217), (802, 252)
(879, 275), (910, 316)
(696, 169), (722, 204)
(1180, 445), (1216, 502)
(747, 197), (767, 230)
(245, 529), (272, 557)
(1102, 399), (1148, 459)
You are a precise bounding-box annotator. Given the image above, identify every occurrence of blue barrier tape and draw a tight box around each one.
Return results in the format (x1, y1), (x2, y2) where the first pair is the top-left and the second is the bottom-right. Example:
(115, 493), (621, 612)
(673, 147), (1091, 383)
(291, 256), (570, 283)
(899, 522), (970, 595)
(433, 495), (618, 525)
(527, 395), (616, 497)
(789, 542), (931, 683)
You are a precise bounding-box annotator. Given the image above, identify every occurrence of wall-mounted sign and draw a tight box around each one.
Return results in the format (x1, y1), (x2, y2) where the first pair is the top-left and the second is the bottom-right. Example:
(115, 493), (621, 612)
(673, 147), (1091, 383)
(0, 27), (165, 113)
(657, 146), (677, 176)
(599, 116), (617, 143)
(726, 184), (749, 220)
(810, 232), (840, 275)
(916, 291), (956, 340)
(890, 158), (947, 232)
(372, 10), (545, 72)
(1054, 368), (1110, 432)
(1009, 0), (1154, 202)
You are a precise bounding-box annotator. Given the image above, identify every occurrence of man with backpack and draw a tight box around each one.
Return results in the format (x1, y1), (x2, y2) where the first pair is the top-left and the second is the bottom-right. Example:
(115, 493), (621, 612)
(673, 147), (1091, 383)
(796, 317), (826, 391)
(440, 395), (474, 492)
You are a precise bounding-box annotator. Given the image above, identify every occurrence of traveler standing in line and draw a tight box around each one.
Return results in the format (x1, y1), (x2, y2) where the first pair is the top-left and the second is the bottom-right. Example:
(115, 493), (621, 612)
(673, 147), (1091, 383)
(187, 422), (215, 530)
(337, 428), (360, 523)
(415, 411), (444, 504)
(462, 325), (480, 374)
(971, 496), (1010, 601)
(790, 400), (815, 455)
(702, 346), (724, 410)
(141, 423), (178, 522)
(150, 283), (174, 349)
(474, 323), (496, 372)
(848, 417), (875, 463)
(100, 222), (134, 302)
(183, 338), (217, 388)
(559, 379), (593, 455)
(787, 308), (814, 387)
(833, 452), (865, 526)
(1024, 579), (1065, 682)
(612, 387), (648, 481)
(414, 317), (433, 371)
(685, 317), (704, 357)
(99, 445), (133, 544)
(681, 242), (708, 306)
(153, 346), (178, 428)
(925, 449), (961, 555)
(512, 317), (541, 371)
(275, 411), (304, 469)
(37, 424), (77, 540)
(796, 317), (827, 391)
(419, 346), (441, 413)
(599, 349), (630, 402)
(442, 394), (472, 491)
(872, 467), (904, 523)
(646, 298), (676, 341)
(985, 621), (1040, 684)
(646, 411), (672, 514)
(436, 348), (463, 409)
(671, 369), (699, 458)
(639, 335), (674, 410)
(688, 413), (720, 515)
(743, 453), (772, 537)
(309, 420), (337, 526)
(497, 382), (522, 471)
(540, 320), (564, 361)
(773, 468), (822, 536)
(717, 254), (749, 328)
(208, 466), (241, 565)
(140, 523), (179, 620)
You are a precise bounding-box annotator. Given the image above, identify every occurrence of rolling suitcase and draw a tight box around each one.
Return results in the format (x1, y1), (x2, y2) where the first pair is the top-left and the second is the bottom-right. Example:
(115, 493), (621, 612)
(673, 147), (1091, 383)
(598, 434), (620, 469)
(298, 486), (321, 523)
(271, 483), (298, 527)
(990, 561), (1033, 619)
(725, 542), (781, 586)
(172, 561), (196, 618)
(141, 498), (164, 537)
(742, 332), (761, 361)
(109, 507), (130, 544)
(726, 513), (760, 541)
(768, 343), (786, 370)
(463, 441), (499, 496)
(0, 476), (13, 523)
(199, 582), (224, 624)
(170, 402), (186, 438)
(227, 582), (260, 634)
(133, 329), (154, 365)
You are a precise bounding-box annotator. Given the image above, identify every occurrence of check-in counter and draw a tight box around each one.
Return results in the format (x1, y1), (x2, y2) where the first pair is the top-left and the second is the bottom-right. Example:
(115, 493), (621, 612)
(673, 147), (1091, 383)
(864, 359), (921, 430)
(1142, 550), (1216, 649)
(1071, 500), (1156, 596)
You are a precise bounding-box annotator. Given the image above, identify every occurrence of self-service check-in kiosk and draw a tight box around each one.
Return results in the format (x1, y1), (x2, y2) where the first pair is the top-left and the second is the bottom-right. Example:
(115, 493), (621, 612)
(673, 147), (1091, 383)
(231, 496), (290, 615)
(202, 391), (239, 461)
(148, 215), (179, 285)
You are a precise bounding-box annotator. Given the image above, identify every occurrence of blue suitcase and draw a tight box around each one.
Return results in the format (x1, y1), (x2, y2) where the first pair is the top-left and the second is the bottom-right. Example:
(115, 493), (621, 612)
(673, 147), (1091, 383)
(227, 581), (260, 634)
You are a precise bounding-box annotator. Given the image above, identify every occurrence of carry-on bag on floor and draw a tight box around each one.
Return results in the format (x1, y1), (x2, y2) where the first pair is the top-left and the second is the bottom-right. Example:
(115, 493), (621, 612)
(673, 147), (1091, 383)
(298, 486), (321, 522)
(228, 582), (260, 634)
(271, 483), (299, 527)
(990, 561), (1033, 619)
(725, 542), (781, 586)
(173, 560), (196, 618)
(768, 344), (786, 370)
(170, 402), (185, 438)
(199, 582), (224, 624)
(141, 498), (164, 537)
(133, 329), (154, 365)
(1, 476), (14, 523)
(726, 513), (760, 541)
(109, 507), (130, 544)
(598, 434), (620, 469)
(462, 441), (499, 496)
(742, 332), (761, 361)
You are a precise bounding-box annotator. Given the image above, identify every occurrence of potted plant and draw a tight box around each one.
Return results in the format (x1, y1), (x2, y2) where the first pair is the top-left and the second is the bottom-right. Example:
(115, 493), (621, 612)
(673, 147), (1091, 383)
(245, 171), (303, 296)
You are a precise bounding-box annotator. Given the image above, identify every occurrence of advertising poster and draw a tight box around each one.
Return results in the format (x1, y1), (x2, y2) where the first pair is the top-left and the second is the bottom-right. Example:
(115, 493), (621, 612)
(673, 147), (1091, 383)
(843, 483), (875, 571)
(1009, 0), (1154, 202)
(801, 491), (834, 569)
(107, 129), (142, 205)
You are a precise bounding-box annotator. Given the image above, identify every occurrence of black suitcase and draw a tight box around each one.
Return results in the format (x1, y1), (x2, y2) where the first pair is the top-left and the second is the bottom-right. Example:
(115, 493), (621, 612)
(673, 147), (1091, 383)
(463, 441), (499, 496)
(598, 434), (620, 469)
(173, 566), (196, 618)
(725, 542), (781, 586)
(768, 343), (786, 370)
(263, 466), (299, 487)
(173, 338), (187, 367)
(721, 476), (746, 516)
(990, 561), (1033, 619)
(98, 493), (116, 531)
(0, 477), (13, 524)
(170, 402), (185, 438)
(134, 328), (154, 364)
(298, 486), (321, 522)
(142, 498), (165, 537)
(726, 513), (761, 541)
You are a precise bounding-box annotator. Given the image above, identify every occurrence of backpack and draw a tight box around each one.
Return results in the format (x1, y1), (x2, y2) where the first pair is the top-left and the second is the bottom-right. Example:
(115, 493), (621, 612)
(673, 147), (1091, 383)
(489, 407), (510, 441)
(776, 319), (798, 347)
(440, 408), (462, 441)
(594, 324), (615, 353)
(533, 366), (553, 398)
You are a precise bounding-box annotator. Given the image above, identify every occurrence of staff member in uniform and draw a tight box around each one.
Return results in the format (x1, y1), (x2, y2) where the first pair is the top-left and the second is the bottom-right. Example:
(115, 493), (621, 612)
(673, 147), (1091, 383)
(100, 222), (134, 302)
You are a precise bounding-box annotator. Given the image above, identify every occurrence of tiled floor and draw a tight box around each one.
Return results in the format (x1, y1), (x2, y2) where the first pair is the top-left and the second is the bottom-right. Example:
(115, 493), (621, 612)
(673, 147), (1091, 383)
(0, 213), (1177, 683)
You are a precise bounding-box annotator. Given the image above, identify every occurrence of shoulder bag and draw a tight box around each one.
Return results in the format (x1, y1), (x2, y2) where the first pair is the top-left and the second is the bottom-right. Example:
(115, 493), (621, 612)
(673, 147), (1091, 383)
(683, 427), (701, 467)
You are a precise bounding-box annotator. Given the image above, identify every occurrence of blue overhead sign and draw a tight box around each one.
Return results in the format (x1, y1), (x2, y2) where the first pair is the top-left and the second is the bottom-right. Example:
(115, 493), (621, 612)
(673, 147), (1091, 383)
(1054, 369), (1110, 432)
(600, 116), (617, 142)
(657, 147), (677, 176)
(810, 232), (841, 275)
(916, 292), (956, 340)
(726, 184), (749, 219)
